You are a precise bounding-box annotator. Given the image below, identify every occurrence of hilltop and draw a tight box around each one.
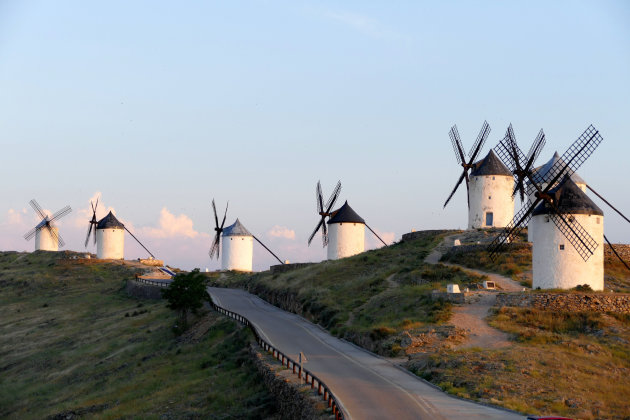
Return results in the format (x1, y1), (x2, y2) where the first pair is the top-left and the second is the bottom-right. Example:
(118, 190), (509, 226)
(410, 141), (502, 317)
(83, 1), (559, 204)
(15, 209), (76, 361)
(217, 229), (630, 419)
(0, 251), (278, 419)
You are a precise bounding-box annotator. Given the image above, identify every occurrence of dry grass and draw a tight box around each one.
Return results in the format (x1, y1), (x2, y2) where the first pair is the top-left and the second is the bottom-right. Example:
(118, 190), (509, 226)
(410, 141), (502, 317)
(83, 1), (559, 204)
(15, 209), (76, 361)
(0, 251), (277, 419)
(410, 307), (630, 419)
(215, 230), (488, 355)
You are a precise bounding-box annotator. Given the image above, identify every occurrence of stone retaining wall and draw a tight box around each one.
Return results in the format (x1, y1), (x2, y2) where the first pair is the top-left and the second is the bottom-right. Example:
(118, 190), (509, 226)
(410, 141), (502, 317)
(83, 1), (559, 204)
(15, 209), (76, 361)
(495, 292), (630, 313)
(604, 244), (630, 261)
(401, 230), (452, 242)
(270, 262), (315, 274)
(249, 345), (330, 419)
(125, 279), (164, 300)
(430, 290), (477, 304)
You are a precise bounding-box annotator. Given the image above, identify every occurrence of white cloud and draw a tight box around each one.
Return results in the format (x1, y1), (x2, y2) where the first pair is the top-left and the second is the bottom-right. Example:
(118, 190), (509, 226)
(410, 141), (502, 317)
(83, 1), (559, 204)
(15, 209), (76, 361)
(72, 191), (116, 229)
(324, 10), (404, 40)
(6, 208), (27, 226)
(366, 228), (396, 249)
(141, 208), (201, 239)
(267, 225), (296, 240)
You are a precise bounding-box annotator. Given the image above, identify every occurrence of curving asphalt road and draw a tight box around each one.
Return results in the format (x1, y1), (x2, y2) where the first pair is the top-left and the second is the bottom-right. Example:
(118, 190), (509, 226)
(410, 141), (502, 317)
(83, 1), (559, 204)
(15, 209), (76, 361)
(209, 287), (523, 420)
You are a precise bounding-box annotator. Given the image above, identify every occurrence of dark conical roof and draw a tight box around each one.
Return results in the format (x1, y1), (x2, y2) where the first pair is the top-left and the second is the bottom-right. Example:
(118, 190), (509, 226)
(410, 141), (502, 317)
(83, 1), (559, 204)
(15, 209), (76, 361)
(532, 177), (603, 216)
(470, 150), (513, 177)
(97, 211), (125, 229)
(222, 218), (252, 237)
(327, 201), (365, 224)
(532, 151), (586, 185)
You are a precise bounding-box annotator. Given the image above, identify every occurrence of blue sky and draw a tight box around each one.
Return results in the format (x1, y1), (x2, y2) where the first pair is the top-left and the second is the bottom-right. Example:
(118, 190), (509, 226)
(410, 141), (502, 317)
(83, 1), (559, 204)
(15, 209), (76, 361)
(1, 1), (629, 270)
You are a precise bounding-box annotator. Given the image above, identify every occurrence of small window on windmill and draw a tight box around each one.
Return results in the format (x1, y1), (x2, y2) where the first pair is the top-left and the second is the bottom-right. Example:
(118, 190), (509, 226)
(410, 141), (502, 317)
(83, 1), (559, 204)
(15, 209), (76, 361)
(596, 217), (600, 224)
(559, 244), (565, 250)
(492, 176), (495, 180)
(545, 216), (550, 223)
(568, 216), (575, 223)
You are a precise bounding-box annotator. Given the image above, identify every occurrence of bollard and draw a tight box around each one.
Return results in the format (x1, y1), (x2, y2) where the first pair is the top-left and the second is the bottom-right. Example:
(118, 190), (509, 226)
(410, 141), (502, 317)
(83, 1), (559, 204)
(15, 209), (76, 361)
(318, 382), (322, 395)
(292, 362), (296, 374)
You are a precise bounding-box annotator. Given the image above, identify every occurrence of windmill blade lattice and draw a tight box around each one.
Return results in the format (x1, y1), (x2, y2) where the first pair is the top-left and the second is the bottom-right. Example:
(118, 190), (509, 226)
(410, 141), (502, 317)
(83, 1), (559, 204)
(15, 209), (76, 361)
(308, 180), (341, 247)
(209, 199), (229, 259)
(24, 199), (72, 248)
(84, 199), (99, 248)
(443, 121), (490, 209)
(489, 125), (603, 261)
(494, 124), (546, 202)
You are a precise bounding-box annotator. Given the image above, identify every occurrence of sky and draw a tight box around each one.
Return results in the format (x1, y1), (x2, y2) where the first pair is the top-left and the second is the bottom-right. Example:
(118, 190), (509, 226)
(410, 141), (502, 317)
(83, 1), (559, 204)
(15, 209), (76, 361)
(1, 1), (629, 271)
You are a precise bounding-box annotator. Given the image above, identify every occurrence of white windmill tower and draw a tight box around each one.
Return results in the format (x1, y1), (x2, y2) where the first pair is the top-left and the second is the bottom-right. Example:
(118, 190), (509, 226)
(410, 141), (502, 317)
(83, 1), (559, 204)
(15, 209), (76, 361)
(208, 199), (284, 272)
(96, 211), (125, 259)
(84, 200), (156, 260)
(526, 151), (587, 242)
(467, 150), (515, 229)
(221, 219), (254, 271)
(531, 177), (604, 290)
(444, 121), (511, 229)
(326, 201), (367, 260)
(23, 199), (72, 251)
(490, 125), (604, 291)
(307, 181), (388, 260)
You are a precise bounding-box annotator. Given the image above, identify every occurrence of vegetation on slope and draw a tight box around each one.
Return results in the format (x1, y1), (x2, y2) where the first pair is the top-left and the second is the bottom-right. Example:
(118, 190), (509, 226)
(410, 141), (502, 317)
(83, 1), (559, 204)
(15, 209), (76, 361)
(216, 228), (630, 418)
(410, 308), (630, 419)
(440, 229), (630, 292)
(216, 230), (486, 355)
(0, 251), (277, 419)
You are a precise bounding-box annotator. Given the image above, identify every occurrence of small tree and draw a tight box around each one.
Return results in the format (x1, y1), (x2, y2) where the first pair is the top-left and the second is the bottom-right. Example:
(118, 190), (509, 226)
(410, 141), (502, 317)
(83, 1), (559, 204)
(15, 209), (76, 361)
(162, 268), (210, 331)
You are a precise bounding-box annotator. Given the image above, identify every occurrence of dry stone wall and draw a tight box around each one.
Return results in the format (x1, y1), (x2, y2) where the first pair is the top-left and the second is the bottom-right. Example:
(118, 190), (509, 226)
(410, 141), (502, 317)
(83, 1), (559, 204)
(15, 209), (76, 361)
(125, 279), (164, 300)
(604, 244), (630, 261)
(495, 292), (630, 313)
(249, 345), (330, 420)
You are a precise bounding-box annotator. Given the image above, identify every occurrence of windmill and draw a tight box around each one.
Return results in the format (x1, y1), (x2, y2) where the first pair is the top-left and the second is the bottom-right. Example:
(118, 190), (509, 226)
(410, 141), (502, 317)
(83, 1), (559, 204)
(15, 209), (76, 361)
(84, 198), (99, 248)
(325, 200), (389, 260)
(493, 124), (546, 203)
(209, 199), (229, 260)
(308, 180), (342, 247)
(443, 121), (491, 209)
(221, 218), (285, 271)
(489, 125), (605, 290)
(23, 199), (72, 251)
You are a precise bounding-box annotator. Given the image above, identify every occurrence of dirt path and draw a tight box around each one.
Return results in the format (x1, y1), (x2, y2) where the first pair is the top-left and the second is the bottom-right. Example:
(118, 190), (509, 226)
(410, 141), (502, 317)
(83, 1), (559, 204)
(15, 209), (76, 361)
(424, 234), (514, 349)
(448, 293), (511, 349)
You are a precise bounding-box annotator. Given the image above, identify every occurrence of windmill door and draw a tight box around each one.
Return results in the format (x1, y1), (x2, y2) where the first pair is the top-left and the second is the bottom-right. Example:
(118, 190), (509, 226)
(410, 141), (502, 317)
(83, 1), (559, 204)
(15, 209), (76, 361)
(485, 212), (494, 227)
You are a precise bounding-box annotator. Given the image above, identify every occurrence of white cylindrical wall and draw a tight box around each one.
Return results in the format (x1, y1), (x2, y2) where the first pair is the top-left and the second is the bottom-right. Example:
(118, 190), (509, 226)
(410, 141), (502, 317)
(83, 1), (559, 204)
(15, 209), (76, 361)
(35, 227), (59, 251)
(327, 222), (365, 260)
(468, 175), (514, 229)
(527, 182), (587, 242)
(221, 236), (253, 271)
(532, 213), (603, 291)
(97, 228), (125, 259)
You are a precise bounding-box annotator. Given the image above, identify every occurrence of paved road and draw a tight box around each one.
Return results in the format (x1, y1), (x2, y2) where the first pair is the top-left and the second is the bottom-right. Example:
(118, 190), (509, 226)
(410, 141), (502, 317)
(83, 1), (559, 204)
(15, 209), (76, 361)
(209, 287), (523, 420)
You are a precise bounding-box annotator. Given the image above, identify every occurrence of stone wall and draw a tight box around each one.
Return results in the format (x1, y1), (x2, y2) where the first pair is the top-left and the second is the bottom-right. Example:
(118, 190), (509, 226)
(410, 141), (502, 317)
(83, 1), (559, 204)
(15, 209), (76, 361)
(249, 345), (330, 420)
(604, 244), (630, 261)
(430, 290), (477, 304)
(401, 230), (452, 242)
(270, 262), (315, 274)
(495, 292), (630, 313)
(125, 279), (164, 300)
(445, 242), (531, 256)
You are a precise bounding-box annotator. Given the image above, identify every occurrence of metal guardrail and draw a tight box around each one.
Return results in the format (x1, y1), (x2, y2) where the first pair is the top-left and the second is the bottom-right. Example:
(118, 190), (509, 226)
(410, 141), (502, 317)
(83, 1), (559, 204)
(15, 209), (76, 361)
(133, 276), (171, 288)
(210, 300), (345, 420)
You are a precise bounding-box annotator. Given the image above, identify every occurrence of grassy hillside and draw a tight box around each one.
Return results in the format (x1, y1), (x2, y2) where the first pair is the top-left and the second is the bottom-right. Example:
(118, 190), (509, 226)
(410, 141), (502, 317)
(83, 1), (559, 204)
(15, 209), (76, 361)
(217, 230), (630, 418)
(411, 308), (630, 419)
(440, 234), (630, 292)
(217, 230), (487, 355)
(0, 251), (277, 419)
